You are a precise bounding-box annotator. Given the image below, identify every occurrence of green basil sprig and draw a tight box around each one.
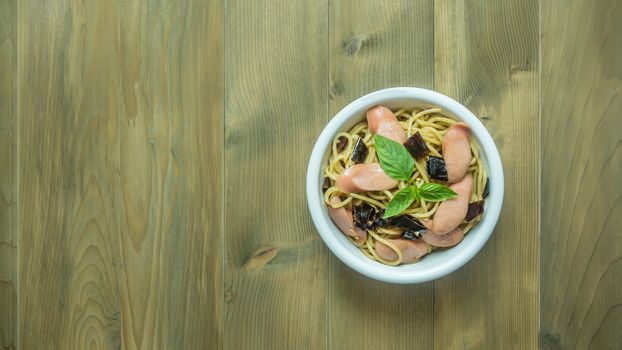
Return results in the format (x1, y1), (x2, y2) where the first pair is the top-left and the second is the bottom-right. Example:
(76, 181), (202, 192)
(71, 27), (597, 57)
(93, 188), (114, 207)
(374, 135), (414, 181)
(417, 183), (458, 202)
(374, 134), (457, 218)
(383, 182), (457, 219)
(382, 187), (417, 218)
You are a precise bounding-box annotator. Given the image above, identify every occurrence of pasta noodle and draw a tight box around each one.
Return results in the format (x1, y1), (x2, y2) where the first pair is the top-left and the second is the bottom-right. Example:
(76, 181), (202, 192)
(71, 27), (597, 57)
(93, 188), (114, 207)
(323, 107), (487, 265)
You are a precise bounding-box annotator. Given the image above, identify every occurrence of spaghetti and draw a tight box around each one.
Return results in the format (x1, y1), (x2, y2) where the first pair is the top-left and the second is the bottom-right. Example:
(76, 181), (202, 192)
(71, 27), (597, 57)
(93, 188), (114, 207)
(323, 107), (487, 265)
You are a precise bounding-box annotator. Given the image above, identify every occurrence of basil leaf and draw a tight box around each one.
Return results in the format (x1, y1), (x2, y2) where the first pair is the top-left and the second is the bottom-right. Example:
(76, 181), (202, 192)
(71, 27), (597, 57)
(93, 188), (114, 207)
(374, 135), (414, 181)
(383, 187), (417, 219)
(417, 182), (457, 202)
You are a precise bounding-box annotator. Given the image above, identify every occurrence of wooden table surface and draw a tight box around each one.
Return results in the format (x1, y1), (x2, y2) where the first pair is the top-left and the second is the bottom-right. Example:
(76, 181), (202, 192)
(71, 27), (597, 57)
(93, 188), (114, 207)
(1, 0), (620, 349)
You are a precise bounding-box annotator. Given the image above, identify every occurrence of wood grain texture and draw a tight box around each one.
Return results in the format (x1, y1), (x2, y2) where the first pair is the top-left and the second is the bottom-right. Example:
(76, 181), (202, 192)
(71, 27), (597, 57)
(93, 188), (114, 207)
(18, 2), (123, 348)
(0, 0), (17, 348)
(17, 1), (223, 348)
(327, 1), (435, 349)
(115, 1), (223, 348)
(540, 1), (622, 349)
(433, 0), (539, 348)
(223, 1), (328, 349)
(11, 1), (622, 348)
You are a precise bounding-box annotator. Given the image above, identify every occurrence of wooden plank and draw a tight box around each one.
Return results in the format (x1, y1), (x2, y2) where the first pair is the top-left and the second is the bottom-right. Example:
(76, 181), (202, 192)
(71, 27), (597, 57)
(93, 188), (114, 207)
(0, 0), (17, 348)
(327, 1), (435, 349)
(540, 1), (622, 349)
(115, 1), (224, 348)
(223, 1), (328, 348)
(18, 2), (122, 348)
(18, 1), (224, 348)
(433, 0), (539, 348)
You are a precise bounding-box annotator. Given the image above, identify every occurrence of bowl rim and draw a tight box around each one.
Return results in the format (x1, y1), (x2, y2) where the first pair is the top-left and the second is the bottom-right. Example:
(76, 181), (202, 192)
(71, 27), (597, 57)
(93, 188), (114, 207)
(306, 87), (504, 284)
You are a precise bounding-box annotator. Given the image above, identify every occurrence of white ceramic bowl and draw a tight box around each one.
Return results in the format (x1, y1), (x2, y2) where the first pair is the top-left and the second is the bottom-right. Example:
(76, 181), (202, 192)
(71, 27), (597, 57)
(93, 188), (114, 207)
(306, 87), (504, 284)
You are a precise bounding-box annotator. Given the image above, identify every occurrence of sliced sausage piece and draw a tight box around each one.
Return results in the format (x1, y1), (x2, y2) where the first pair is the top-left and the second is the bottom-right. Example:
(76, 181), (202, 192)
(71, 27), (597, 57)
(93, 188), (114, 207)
(428, 174), (473, 235)
(367, 106), (407, 143)
(421, 228), (464, 247)
(328, 197), (367, 244)
(336, 163), (399, 193)
(442, 123), (472, 184)
(375, 239), (430, 264)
